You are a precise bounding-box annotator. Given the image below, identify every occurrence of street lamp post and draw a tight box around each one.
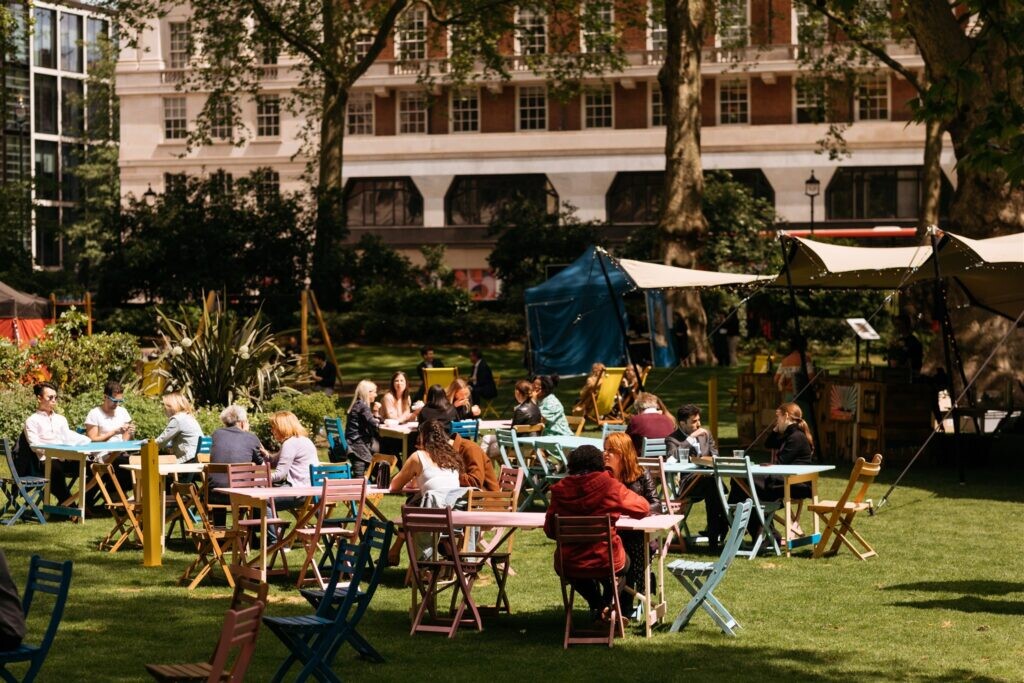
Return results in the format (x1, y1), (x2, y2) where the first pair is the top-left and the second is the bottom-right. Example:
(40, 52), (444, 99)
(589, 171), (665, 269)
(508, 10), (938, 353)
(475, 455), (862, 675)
(805, 170), (820, 235)
(13, 96), (30, 254)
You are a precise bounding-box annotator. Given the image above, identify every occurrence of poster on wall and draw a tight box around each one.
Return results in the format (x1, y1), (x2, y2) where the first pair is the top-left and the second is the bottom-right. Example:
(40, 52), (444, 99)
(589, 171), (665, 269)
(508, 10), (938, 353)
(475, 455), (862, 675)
(454, 269), (499, 301)
(645, 290), (678, 368)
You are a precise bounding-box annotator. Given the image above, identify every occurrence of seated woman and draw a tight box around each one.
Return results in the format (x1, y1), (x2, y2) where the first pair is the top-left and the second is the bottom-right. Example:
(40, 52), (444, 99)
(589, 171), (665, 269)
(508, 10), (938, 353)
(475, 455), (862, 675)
(572, 362), (606, 416)
(544, 445), (650, 622)
(345, 380), (381, 479)
(381, 371), (421, 424)
(416, 384), (459, 433)
(265, 411), (320, 511)
(446, 378), (481, 421)
(602, 432), (659, 616)
(511, 379), (542, 426)
(155, 393), (203, 482)
(532, 374), (572, 436)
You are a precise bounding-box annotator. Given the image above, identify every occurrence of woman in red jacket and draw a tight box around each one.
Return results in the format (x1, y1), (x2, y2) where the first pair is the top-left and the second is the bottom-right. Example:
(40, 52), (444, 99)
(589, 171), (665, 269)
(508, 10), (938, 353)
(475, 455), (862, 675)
(544, 445), (651, 620)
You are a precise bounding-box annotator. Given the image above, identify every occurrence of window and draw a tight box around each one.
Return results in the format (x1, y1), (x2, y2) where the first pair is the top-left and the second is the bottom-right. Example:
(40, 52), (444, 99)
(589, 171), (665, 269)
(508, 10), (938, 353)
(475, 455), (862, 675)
(446, 174), (557, 226)
(792, 4), (826, 50)
(355, 32), (374, 60)
(87, 82), (112, 140)
(517, 86), (547, 131)
(396, 7), (427, 61)
(8, 3), (28, 65)
(450, 89), (479, 133)
(255, 169), (280, 204)
(826, 166), (951, 220)
(648, 3), (667, 52)
(856, 74), (889, 121)
(34, 140), (59, 201)
(723, 168), (775, 205)
(584, 87), (613, 129)
(34, 206), (61, 267)
(164, 172), (187, 194)
(346, 93), (374, 136)
(61, 143), (83, 202)
(794, 78), (826, 123)
(60, 13), (83, 73)
(163, 97), (187, 139)
(398, 91), (427, 134)
(61, 78), (85, 136)
(34, 9), (56, 69)
(650, 85), (665, 127)
(582, 1), (614, 53)
(515, 8), (546, 55)
(344, 177), (424, 227)
(256, 95), (280, 137)
(34, 75), (58, 134)
(209, 170), (233, 198)
(86, 18), (109, 71)
(168, 22), (191, 69)
(716, 0), (748, 47)
(260, 39), (280, 65)
(718, 78), (749, 124)
(608, 169), (774, 223)
(209, 99), (233, 140)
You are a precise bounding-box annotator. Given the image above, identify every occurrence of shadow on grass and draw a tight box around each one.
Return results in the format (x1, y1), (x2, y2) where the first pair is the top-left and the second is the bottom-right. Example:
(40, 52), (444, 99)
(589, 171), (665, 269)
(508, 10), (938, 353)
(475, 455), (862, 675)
(888, 595), (1024, 616)
(883, 580), (1024, 596)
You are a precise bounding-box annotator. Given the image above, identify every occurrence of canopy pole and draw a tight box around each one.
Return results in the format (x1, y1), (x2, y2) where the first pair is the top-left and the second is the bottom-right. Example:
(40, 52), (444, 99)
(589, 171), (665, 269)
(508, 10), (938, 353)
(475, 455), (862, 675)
(596, 247), (645, 393)
(777, 235), (821, 451)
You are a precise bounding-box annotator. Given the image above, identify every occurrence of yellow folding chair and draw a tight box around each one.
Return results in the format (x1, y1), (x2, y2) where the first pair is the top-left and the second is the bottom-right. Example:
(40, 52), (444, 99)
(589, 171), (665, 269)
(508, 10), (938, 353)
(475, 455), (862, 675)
(584, 367), (625, 427)
(423, 367), (458, 391)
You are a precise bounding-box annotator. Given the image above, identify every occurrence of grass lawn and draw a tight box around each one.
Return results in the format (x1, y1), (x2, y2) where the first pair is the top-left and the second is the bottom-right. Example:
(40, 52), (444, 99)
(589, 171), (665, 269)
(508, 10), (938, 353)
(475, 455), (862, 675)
(2, 461), (1022, 682)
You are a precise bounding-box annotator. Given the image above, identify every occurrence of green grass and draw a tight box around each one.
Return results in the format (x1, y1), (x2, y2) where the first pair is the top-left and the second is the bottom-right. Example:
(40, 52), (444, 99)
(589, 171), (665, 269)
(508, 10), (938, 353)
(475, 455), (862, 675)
(2, 462), (1023, 682)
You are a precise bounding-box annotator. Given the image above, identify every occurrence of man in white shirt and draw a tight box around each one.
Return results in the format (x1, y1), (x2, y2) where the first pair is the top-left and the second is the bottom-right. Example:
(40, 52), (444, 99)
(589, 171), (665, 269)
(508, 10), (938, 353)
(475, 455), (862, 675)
(24, 382), (90, 504)
(84, 380), (136, 493)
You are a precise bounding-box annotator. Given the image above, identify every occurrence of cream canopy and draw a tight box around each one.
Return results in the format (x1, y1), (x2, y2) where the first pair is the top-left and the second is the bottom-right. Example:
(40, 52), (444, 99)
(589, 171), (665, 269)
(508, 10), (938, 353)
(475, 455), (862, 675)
(614, 257), (773, 289)
(774, 235), (932, 289)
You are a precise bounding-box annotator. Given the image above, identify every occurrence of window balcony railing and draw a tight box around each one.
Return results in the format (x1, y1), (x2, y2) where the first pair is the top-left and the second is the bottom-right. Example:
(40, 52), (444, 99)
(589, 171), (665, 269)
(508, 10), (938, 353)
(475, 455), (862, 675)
(160, 63), (281, 83)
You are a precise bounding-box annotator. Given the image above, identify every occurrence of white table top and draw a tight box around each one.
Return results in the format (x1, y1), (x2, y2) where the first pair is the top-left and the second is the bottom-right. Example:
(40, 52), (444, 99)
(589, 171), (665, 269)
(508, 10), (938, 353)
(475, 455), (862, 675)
(662, 462), (835, 476)
(381, 419), (512, 435)
(34, 440), (146, 453)
(121, 463), (206, 474)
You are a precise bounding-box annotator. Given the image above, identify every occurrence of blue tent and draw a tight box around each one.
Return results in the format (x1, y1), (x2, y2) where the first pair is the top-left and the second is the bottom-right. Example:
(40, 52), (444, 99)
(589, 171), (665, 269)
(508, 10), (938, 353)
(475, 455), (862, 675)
(525, 247), (630, 376)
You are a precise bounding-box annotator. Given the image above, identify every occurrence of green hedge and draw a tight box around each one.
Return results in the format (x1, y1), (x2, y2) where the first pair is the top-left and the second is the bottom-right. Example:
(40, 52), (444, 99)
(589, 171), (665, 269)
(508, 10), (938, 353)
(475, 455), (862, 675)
(323, 307), (524, 345)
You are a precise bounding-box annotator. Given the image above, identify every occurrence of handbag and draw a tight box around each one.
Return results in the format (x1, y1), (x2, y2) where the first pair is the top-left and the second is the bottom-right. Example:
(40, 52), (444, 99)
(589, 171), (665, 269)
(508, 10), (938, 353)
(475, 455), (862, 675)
(370, 461), (391, 489)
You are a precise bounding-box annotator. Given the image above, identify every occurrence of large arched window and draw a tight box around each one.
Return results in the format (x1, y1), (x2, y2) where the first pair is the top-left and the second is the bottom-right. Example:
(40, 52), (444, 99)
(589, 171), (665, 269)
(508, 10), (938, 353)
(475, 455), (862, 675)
(826, 166), (952, 220)
(445, 174), (558, 226)
(344, 177), (423, 227)
(606, 169), (775, 224)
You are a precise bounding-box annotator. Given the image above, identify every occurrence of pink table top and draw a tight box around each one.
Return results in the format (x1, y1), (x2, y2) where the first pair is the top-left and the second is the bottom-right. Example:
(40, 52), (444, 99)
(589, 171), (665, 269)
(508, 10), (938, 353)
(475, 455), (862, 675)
(448, 511), (684, 531)
(217, 486), (323, 500)
(380, 419), (512, 435)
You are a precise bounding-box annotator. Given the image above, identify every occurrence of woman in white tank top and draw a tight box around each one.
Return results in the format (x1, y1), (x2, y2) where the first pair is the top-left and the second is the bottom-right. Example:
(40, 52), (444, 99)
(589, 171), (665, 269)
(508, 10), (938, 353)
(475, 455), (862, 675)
(390, 419), (463, 497)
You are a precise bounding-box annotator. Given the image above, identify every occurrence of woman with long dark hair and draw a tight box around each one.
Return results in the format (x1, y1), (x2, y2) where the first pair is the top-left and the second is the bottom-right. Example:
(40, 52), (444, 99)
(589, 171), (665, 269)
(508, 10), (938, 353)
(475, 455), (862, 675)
(532, 374), (572, 436)
(390, 419), (463, 497)
(416, 383), (459, 432)
(382, 371), (420, 423)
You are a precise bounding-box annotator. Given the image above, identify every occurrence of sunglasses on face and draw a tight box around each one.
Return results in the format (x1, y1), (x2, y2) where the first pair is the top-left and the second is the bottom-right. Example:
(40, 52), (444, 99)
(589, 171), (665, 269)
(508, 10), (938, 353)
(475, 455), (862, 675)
(107, 396), (124, 404)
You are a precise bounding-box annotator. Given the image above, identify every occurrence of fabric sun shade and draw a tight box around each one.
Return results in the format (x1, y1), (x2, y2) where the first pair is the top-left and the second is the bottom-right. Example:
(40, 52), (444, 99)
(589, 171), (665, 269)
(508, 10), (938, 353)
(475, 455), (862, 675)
(614, 258), (773, 289)
(775, 236), (932, 289)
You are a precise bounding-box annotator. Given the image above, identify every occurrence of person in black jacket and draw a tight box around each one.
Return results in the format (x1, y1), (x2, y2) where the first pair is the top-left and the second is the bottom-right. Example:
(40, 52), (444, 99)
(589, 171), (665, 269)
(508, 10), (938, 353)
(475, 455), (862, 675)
(209, 405), (265, 525)
(346, 380), (381, 478)
(416, 384), (459, 433)
(510, 379), (542, 426)
(0, 549), (25, 652)
(413, 346), (445, 402)
(602, 431), (657, 618)
(467, 348), (497, 404)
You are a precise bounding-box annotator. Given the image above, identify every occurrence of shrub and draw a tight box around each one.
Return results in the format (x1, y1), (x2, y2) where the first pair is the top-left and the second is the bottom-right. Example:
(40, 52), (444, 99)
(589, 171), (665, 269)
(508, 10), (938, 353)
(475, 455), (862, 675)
(59, 390), (175, 440)
(0, 384), (36, 441)
(34, 309), (139, 395)
(94, 307), (160, 338)
(0, 340), (40, 386)
(257, 391), (341, 442)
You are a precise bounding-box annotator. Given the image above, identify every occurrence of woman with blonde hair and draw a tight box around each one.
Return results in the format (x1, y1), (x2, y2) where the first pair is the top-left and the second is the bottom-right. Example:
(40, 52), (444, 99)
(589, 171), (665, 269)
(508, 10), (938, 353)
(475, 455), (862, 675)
(155, 392), (203, 464)
(602, 431), (658, 616)
(572, 362), (606, 416)
(265, 411), (319, 488)
(345, 379), (381, 478)
(446, 377), (480, 421)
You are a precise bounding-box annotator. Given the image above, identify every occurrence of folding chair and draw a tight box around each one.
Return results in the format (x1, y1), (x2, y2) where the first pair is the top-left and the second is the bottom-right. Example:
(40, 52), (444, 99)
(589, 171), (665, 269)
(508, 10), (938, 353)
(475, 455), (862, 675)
(565, 415), (585, 436)
(267, 519), (395, 678)
(227, 463), (290, 576)
(497, 466), (525, 500)
(712, 456), (781, 559)
(809, 455), (883, 560)
(553, 515), (625, 648)
(465, 489), (518, 614)
(638, 455), (687, 543)
(363, 454), (397, 481)
(601, 423), (627, 440)
(423, 367), (457, 391)
(479, 374), (501, 419)
(641, 437), (668, 460)
(295, 478), (367, 588)
(228, 564), (269, 610)
(401, 506), (484, 638)
(173, 482), (242, 590)
(92, 462), (144, 553)
(617, 365), (651, 416)
(449, 419), (480, 442)
(323, 417), (348, 455)
(1, 438), (47, 525)
(496, 429), (548, 510)
(585, 368), (626, 427)
(0, 555), (73, 683)
(195, 435), (213, 463)
(668, 500), (752, 636)
(145, 602), (265, 682)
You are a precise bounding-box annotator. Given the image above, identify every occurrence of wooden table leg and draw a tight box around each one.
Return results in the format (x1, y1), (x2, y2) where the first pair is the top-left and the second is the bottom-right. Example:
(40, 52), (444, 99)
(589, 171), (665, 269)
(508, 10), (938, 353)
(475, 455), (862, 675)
(42, 456), (52, 520)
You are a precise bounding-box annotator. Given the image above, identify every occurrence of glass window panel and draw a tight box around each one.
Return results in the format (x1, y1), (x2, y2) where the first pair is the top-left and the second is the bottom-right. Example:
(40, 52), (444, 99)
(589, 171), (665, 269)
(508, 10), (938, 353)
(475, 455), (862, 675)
(346, 92), (374, 136)
(582, 1), (614, 53)
(516, 8), (546, 55)
(34, 206), (61, 267)
(445, 174), (556, 226)
(34, 74), (58, 134)
(450, 88), (479, 133)
(163, 97), (187, 139)
(517, 86), (547, 131)
(168, 22), (191, 69)
(9, 3), (29, 65)
(344, 178), (423, 227)
(396, 8), (427, 61)
(34, 140), (58, 200)
(61, 143), (83, 202)
(719, 78), (749, 125)
(584, 87), (613, 129)
(34, 9), (56, 69)
(60, 12), (83, 72)
(398, 91), (427, 134)
(650, 86), (665, 126)
(86, 18), (109, 70)
(62, 78), (85, 136)
(856, 74), (889, 121)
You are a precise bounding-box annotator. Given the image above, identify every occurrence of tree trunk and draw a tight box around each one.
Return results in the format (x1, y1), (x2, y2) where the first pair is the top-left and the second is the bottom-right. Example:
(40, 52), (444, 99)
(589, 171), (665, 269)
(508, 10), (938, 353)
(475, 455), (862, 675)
(311, 77), (348, 305)
(918, 116), (944, 237)
(658, 0), (712, 364)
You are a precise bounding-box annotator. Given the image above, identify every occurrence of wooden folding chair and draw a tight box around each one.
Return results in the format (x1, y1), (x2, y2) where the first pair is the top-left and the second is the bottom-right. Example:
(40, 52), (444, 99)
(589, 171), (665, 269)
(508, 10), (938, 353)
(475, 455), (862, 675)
(363, 454), (397, 480)
(565, 415), (586, 436)
(553, 515), (625, 648)
(228, 564), (269, 610)
(401, 506), (484, 638)
(227, 463), (290, 576)
(809, 455), (883, 560)
(668, 500), (752, 636)
(465, 489), (518, 614)
(584, 367), (626, 426)
(145, 602), (265, 682)
(173, 481), (242, 590)
(712, 456), (781, 559)
(1, 437), (47, 525)
(295, 478), (367, 588)
(92, 462), (144, 553)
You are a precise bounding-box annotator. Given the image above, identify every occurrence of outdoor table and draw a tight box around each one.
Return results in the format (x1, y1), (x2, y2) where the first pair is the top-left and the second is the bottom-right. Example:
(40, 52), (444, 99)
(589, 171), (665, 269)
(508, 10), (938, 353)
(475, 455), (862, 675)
(517, 435), (602, 450)
(121, 462), (206, 551)
(380, 419), (513, 459)
(663, 461), (835, 556)
(34, 440), (145, 522)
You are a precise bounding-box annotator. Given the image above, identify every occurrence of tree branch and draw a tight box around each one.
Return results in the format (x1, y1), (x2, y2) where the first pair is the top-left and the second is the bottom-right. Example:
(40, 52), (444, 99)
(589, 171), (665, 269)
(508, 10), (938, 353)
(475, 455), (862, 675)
(350, 0), (410, 83)
(248, 0), (327, 72)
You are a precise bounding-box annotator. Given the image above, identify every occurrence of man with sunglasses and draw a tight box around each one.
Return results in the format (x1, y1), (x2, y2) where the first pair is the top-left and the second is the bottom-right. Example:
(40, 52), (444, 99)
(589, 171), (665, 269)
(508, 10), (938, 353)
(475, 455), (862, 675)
(84, 380), (136, 493)
(24, 381), (90, 504)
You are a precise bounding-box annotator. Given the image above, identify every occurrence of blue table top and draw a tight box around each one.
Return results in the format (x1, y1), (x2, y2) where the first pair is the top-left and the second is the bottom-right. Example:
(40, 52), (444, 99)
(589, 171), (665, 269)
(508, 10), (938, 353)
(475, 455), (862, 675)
(662, 461), (834, 476)
(34, 440), (146, 453)
(518, 435), (603, 450)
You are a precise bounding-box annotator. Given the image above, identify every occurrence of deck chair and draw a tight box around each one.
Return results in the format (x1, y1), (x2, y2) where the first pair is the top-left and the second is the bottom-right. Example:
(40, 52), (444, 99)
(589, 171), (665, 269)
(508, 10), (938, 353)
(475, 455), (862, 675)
(401, 506), (485, 638)
(293, 519), (395, 666)
(92, 462), (144, 553)
(227, 463), (290, 576)
(323, 416), (348, 463)
(1, 438), (47, 525)
(0, 555), (73, 683)
(553, 515), (625, 648)
(423, 367), (458, 393)
(464, 489), (518, 614)
(295, 478), (367, 588)
(617, 365), (651, 416)
(565, 415), (585, 436)
(450, 419), (480, 442)
(145, 602), (265, 682)
(667, 500), (752, 636)
(601, 423), (627, 440)
(809, 455), (883, 560)
(173, 482), (242, 590)
(713, 456), (781, 560)
(584, 367), (626, 426)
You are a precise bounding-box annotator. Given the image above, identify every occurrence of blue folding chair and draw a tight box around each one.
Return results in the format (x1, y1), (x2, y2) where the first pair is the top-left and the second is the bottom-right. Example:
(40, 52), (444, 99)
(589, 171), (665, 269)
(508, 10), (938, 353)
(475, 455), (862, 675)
(0, 555), (74, 682)
(496, 429), (549, 510)
(196, 435), (213, 461)
(265, 519), (395, 680)
(1, 438), (47, 526)
(601, 423), (627, 439)
(450, 419), (480, 442)
(323, 417), (348, 458)
(641, 437), (668, 460)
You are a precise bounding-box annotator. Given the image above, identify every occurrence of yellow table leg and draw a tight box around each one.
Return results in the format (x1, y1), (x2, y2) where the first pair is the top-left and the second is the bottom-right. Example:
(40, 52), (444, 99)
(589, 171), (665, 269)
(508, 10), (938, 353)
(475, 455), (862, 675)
(141, 440), (162, 567)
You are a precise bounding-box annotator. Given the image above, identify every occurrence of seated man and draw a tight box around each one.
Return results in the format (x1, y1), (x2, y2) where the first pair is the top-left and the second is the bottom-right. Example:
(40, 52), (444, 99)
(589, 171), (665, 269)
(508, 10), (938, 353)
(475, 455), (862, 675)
(625, 392), (676, 453)
(24, 382), (91, 505)
(413, 346), (445, 403)
(310, 351), (338, 396)
(544, 445), (650, 621)
(84, 380), (136, 495)
(467, 348), (497, 406)
(666, 403), (728, 548)
(208, 405), (265, 525)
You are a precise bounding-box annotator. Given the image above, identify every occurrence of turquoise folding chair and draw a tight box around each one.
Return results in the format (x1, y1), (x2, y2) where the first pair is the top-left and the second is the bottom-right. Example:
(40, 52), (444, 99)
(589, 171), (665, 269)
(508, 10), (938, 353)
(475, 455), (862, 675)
(196, 435), (213, 460)
(0, 555), (74, 682)
(450, 419), (480, 442)
(1, 438), (47, 525)
(494, 429), (521, 470)
(641, 437), (668, 460)
(497, 429), (549, 510)
(601, 423), (627, 440)
(713, 456), (781, 559)
(668, 500), (752, 636)
(324, 417), (349, 462)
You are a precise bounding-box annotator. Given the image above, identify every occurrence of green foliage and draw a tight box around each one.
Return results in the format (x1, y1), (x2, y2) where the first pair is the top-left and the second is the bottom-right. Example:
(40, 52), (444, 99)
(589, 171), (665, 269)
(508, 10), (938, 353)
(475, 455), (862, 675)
(0, 384), (35, 441)
(0, 339), (39, 386)
(0, 181), (34, 291)
(257, 391), (340, 442)
(34, 309), (140, 395)
(58, 389), (167, 439)
(155, 305), (296, 408)
(94, 307), (159, 338)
